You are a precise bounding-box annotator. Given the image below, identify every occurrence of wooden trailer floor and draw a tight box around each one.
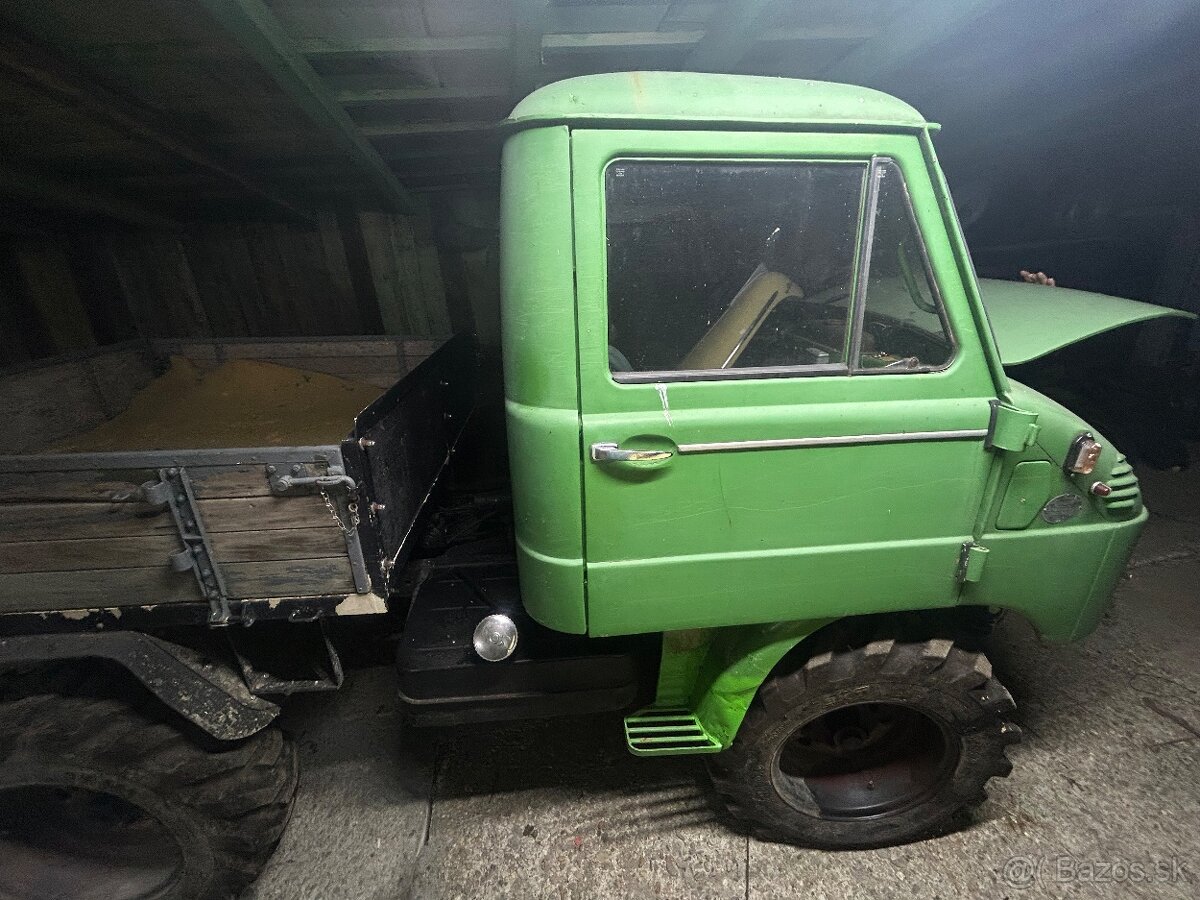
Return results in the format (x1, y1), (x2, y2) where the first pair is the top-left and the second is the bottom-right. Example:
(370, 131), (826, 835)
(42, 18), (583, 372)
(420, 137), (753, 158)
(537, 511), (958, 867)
(46, 357), (382, 452)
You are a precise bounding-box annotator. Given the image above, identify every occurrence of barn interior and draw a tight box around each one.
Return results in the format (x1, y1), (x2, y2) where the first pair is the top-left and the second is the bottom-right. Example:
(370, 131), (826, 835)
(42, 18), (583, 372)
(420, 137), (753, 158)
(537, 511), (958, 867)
(2, 0), (1199, 459)
(0, 2), (1198, 897)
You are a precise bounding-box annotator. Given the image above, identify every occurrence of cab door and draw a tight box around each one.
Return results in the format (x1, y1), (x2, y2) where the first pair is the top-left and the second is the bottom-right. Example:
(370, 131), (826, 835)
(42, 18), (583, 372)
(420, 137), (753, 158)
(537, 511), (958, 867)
(572, 129), (1001, 637)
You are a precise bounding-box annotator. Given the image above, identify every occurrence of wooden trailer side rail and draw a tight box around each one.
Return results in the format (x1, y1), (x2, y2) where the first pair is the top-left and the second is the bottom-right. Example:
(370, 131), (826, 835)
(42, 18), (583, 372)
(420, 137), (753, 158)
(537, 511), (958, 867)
(0, 446), (370, 623)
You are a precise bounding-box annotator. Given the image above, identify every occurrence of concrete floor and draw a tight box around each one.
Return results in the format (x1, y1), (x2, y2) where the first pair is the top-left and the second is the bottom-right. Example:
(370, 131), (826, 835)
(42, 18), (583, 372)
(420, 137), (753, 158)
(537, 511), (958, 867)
(246, 466), (1200, 900)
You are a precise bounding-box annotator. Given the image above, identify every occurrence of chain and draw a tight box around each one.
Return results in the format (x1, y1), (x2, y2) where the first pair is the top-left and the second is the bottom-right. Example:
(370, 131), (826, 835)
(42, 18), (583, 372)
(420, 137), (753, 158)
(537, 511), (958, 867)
(320, 489), (361, 535)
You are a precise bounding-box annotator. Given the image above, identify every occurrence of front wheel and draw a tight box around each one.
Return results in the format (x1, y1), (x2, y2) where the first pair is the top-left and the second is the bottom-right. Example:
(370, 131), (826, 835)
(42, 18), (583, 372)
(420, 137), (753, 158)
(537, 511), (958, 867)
(707, 638), (1020, 849)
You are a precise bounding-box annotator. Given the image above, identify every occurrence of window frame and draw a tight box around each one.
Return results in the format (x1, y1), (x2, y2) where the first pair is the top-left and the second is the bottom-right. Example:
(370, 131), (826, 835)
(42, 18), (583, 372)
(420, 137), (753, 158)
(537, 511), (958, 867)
(600, 154), (957, 384)
(849, 157), (959, 376)
(602, 156), (869, 384)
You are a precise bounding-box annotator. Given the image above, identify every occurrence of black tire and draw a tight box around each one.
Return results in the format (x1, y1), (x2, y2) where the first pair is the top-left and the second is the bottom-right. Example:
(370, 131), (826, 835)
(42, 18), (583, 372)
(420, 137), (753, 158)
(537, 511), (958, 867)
(707, 638), (1020, 850)
(0, 694), (297, 900)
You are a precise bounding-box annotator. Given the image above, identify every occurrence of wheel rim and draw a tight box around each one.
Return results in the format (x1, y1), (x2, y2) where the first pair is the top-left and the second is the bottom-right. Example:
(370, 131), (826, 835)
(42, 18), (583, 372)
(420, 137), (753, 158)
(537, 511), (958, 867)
(0, 784), (184, 900)
(771, 702), (959, 820)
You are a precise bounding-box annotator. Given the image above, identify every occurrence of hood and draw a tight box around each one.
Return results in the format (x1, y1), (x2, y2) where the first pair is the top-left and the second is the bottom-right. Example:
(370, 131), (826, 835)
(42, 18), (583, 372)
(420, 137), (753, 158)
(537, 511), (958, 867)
(977, 278), (1194, 366)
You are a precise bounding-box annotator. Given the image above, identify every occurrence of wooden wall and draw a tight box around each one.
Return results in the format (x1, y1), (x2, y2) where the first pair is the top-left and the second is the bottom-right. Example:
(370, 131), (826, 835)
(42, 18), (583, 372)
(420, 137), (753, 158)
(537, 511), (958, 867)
(0, 200), (487, 369)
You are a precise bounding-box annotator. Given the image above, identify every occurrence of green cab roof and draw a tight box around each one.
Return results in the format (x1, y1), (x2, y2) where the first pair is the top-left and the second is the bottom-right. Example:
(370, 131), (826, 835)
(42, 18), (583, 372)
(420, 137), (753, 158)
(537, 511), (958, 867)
(507, 72), (927, 132)
(978, 278), (1195, 366)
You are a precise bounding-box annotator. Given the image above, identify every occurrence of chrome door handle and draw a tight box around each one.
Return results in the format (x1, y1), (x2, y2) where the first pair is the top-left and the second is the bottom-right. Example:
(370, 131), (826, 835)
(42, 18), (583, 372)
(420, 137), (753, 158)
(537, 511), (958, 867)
(590, 442), (673, 463)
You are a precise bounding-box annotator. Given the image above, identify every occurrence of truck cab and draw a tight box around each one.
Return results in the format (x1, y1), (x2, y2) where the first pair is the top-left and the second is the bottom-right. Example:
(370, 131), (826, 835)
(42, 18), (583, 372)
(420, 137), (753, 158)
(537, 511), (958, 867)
(501, 72), (1150, 647)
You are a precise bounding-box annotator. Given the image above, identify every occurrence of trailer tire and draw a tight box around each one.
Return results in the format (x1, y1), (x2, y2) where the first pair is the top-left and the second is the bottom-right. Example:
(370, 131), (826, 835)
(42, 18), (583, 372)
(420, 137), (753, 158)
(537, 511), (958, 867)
(0, 694), (297, 900)
(707, 639), (1019, 849)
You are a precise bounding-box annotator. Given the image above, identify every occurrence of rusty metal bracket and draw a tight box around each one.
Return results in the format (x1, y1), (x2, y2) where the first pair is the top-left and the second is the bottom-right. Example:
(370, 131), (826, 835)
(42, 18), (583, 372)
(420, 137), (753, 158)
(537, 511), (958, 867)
(156, 467), (232, 626)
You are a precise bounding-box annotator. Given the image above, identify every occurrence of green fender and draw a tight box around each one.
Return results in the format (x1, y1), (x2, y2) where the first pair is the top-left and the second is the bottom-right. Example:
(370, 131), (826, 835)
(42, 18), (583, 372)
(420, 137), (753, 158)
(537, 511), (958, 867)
(655, 619), (833, 749)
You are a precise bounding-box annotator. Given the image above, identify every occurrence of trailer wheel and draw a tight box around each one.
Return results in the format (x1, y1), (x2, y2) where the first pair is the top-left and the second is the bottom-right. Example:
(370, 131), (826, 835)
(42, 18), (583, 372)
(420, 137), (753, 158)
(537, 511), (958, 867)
(0, 694), (296, 900)
(707, 639), (1020, 849)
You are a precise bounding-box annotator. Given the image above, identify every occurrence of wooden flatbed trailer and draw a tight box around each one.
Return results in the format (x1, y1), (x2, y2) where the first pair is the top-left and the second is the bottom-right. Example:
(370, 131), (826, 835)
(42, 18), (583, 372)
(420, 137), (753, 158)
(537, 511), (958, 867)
(0, 336), (474, 630)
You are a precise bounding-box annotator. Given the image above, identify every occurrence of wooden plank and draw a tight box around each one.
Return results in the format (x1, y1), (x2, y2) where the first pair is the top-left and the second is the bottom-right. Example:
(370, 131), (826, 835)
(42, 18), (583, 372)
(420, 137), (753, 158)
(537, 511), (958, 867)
(0, 567), (197, 613)
(0, 361), (110, 454)
(196, 495), (339, 532)
(336, 208), (386, 334)
(209, 527), (346, 562)
(335, 84), (509, 106)
(357, 373), (402, 389)
(254, 355), (399, 377)
(179, 228), (260, 336)
(298, 35), (509, 58)
(188, 465), (273, 499)
(0, 262), (38, 366)
(358, 211), (452, 337)
(0, 534), (181, 574)
(171, 338), (403, 359)
(12, 241), (96, 354)
(0, 464), (349, 504)
(222, 557), (353, 598)
(0, 470), (156, 503)
(108, 235), (209, 339)
(359, 120), (497, 138)
(316, 209), (366, 333)
(197, 0), (413, 211)
(64, 237), (139, 347)
(0, 501), (174, 543)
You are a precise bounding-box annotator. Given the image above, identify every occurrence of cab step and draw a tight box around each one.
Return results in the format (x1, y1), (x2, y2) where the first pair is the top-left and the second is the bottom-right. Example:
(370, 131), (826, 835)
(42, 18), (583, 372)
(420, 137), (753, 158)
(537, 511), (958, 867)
(623, 709), (722, 756)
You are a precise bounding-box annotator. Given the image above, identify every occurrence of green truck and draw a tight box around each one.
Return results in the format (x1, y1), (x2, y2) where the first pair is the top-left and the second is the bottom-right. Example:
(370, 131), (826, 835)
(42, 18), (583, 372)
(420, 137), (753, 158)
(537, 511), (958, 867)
(0, 73), (1191, 899)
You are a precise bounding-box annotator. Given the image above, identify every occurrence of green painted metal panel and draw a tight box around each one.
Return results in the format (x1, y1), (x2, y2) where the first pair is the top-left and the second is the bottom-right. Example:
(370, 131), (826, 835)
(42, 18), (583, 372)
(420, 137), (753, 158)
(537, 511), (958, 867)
(986, 402), (1041, 452)
(500, 126), (587, 633)
(631, 619), (831, 753)
(508, 72), (927, 132)
(978, 278), (1195, 366)
(571, 128), (1000, 637)
(965, 510), (1145, 641)
(689, 619), (830, 749)
(996, 460), (1055, 529)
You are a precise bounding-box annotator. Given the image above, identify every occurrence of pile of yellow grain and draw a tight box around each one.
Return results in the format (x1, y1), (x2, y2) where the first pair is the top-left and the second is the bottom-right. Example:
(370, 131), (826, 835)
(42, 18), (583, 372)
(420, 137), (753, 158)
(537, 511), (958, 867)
(52, 357), (384, 451)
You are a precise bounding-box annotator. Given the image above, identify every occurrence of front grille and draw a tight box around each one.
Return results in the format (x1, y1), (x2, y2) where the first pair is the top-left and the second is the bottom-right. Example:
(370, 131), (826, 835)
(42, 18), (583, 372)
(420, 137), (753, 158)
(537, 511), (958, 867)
(1102, 456), (1141, 516)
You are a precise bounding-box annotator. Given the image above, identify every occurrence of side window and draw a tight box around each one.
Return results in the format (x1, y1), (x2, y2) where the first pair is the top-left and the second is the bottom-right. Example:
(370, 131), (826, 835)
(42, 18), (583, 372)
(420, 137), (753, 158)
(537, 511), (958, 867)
(855, 161), (954, 371)
(604, 161), (866, 378)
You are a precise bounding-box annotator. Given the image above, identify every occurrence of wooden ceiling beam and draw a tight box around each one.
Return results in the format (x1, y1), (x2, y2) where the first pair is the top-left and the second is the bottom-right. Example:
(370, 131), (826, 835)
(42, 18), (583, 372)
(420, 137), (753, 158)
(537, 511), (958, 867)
(511, 0), (550, 100)
(821, 0), (1001, 86)
(197, 0), (414, 211)
(298, 35), (508, 58)
(684, 0), (774, 73)
(0, 162), (179, 230)
(335, 84), (508, 106)
(359, 121), (500, 139)
(0, 29), (312, 222)
(297, 26), (873, 61)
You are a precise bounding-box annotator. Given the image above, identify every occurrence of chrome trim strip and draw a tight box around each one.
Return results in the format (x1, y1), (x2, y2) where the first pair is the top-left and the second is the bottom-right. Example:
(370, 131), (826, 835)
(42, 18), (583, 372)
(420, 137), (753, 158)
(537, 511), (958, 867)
(676, 429), (988, 454)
